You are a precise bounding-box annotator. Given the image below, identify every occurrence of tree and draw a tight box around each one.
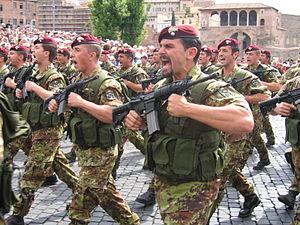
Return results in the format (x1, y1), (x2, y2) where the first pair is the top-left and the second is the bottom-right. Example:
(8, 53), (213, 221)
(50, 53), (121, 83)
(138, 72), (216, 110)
(120, 0), (147, 45)
(89, 0), (128, 40)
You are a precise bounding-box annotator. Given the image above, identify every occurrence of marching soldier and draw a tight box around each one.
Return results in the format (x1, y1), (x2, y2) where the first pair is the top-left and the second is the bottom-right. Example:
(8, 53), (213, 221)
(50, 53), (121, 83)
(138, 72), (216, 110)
(0, 48), (9, 77)
(56, 48), (77, 84)
(198, 46), (219, 74)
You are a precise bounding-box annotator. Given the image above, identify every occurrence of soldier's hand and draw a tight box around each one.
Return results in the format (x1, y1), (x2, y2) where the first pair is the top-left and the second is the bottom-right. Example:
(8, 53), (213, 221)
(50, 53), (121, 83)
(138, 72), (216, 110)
(144, 84), (154, 93)
(15, 88), (23, 99)
(167, 94), (188, 117)
(67, 92), (83, 108)
(5, 77), (16, 88)
(273, 102), (296, 116)
(25, 81), (37, 92)
(125, 110), (145, 131)
(48, 99), (58, 112)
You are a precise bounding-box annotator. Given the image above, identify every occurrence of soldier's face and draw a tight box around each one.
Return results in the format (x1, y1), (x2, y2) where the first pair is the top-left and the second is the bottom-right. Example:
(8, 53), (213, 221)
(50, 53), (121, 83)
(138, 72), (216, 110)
(260, 53), (269, 64)
(159, 39), (189, 77)
(71, 45), (90, 72)
(152, 52), (160, 64)
(56, 53), (68, 65)
(8, 51), (19, 66)
(246, 51), (260, 66)
(218, 46), (235, 66)
(198, 51), (210, 65)
(118, 53), (131, 67)
(32, 44), (48, 62)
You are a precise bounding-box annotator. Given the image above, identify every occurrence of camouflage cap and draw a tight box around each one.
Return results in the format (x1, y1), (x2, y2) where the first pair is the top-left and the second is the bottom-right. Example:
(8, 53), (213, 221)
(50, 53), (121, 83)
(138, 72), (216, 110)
(71, 34), (100, 48)
(158, 25), (200, 43)
(0, 47), (9, 56)
(217, 38), (239, 50)
(10, 45), (29, 52)
(33, 36), (57, 46)
(245, 44), (261, 53)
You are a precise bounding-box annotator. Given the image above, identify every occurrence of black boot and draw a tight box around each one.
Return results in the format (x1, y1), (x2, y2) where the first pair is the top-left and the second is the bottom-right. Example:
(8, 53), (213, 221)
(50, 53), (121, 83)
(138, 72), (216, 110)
(253, 159), (270, 170)
(5, 215), (24, 225)
(42, 174), (58, 187)
(285, 151), (295, 173)
(65, 151), (77, 163)
(278, 190), (298, 209)
(266, 140), (275, 147)
(135, 188), (156, 206)
(238, 193), (260, 218)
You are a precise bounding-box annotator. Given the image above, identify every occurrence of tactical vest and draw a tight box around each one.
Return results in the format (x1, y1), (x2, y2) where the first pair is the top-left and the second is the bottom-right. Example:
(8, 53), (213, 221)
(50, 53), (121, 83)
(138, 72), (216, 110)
(285, 111), (300, 148)
(68, 72), (122, 150)
(21, 68), (64, 131)
(145, 78), (224, 182)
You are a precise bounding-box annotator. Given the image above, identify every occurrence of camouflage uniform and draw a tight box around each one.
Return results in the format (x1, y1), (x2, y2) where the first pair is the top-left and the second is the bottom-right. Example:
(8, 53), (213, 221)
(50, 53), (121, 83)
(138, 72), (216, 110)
(57, 62), (77, 84)
(200, 63), (220, 75)
(277, 77), (300, 224)
(244, 63), (278, 146)
(280, 63), (300, 84)
(101, 60), (116, 74)
(147, 66), (250, 225)
(67, 67), (139, 225)
(210, 66), (265, 218)
(9, 65), (78, 217)
(0, 65), (9, 77)
(112, 65), (147, 178)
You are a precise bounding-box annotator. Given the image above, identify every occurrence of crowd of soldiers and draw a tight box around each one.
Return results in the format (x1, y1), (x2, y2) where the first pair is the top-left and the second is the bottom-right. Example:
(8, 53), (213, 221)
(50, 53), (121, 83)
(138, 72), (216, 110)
(0, 23), (300, 225)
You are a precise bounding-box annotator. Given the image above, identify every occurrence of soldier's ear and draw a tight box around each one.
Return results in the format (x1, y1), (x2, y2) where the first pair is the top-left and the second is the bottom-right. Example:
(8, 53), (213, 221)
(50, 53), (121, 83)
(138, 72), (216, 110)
(186, 47), (197, 60)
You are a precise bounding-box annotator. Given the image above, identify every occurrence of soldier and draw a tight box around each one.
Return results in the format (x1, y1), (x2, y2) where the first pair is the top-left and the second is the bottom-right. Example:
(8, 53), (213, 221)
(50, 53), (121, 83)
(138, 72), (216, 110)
(271, 76), (300, 212)
(139, 54), (150, 72)
(0, 48), (9, 77)
(209, 38), (268, 220)
(56, 48), (77, 84)
(147, 48), (162, 76)
(198, 46), (219, 74)
(5, 37), (78, 225)
(48, 34), (140, 225)
(100, 50), (116, 73)
(210, 48), (219, 65)
(125, 25), (254, 225)
(243, 45), (277, 169)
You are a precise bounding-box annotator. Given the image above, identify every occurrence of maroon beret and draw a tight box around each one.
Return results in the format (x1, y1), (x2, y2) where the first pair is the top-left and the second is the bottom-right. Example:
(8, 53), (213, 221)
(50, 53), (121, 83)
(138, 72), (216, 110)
(34, 36), (57, 46)
(118, 48), (136, 55)
(101, 50), (111, 55)
(10, 45), (29, 52)
(71, 34), (100, 48)
(57, 48), (70, 56)
(201, 46), (212, 54)
(153, 48), (159, 53)
(211, 48), (219, 54)
(0, 47), (9, 56)
(261, 49), (271, 57)
(217, 38), (239, 50)
(245, 45), (261, 53)
(158, 25), (200, 43)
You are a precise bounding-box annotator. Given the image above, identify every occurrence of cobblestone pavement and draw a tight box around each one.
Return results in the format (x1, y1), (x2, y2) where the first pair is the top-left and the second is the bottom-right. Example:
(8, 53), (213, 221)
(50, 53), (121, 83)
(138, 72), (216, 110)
(7, 115), (296, 225)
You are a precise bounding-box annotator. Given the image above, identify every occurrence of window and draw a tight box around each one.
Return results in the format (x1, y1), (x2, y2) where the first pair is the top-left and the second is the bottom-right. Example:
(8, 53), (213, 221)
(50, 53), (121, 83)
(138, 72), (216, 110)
(20, 4), (23, 9)
(239, 11), (247, 26)
(20, 19), (24, 25)
(249, 10), (257, 26)
(260, 19), (265, 26)
(220, 11), (228, 26)
(0, 4), (3, 11)
(229, 11), (237, 26)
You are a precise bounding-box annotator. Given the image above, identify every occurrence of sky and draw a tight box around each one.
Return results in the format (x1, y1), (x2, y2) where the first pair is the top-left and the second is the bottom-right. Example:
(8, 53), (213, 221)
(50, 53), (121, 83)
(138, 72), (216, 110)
(216, 0), (300, 15)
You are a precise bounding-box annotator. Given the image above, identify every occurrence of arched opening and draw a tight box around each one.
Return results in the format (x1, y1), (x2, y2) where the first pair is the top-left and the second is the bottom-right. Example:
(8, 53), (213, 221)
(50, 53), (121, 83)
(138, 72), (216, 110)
(230, 32), (251, 50)
(249, 10), (257, 26)
(239, 10), (247, 26)
(260, 19), (265, 26)
(229, 11), (237, 26)
(210, 11), (220, 27)
(220, 11), (228, 26)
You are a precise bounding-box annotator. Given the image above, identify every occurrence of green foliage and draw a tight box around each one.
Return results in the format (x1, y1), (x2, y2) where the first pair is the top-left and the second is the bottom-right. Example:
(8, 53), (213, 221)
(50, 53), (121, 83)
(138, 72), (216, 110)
(89, 0), (147, 45)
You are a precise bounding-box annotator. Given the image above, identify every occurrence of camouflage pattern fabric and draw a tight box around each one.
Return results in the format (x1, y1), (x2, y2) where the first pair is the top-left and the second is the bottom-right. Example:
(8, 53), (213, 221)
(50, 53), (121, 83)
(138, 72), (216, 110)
(68, 67), (140, 224)
(101, 61), (116, 74)
(0, 65), (9, 77)
(154, 175), (221, 225)
(280, 64), (300, 84)
(200, 63), (220, 75)
(57, 62), (77, 84)
(0, 112), (3, 165)
(262, 115), (275, 143)
(11, 66), (78, 217)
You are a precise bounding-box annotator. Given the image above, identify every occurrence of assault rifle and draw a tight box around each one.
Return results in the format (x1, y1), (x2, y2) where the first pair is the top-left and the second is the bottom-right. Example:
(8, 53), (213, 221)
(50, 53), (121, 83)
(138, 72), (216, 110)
(0, 71), (16, 92)
(259, 87), (300, 116)
(112, 73), (218, 135)
(141, 75), (164, 90)
(15, 62), (37, 99)
(43, 75), (97, 116)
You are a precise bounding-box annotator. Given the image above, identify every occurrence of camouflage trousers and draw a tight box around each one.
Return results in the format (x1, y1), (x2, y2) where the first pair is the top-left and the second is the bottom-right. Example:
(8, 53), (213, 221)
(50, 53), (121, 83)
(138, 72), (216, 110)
(0, 217), (4, 225)
(210, 140), (254, 219)
(69, 147), (140, 225)
(250, 123), (269, 161)
(10, 137), (78, 216)
(112, 128), (144, 177)
(154, 175), (221, 225)
(288, 147), (300, 193)
(262, 115), (275, 143)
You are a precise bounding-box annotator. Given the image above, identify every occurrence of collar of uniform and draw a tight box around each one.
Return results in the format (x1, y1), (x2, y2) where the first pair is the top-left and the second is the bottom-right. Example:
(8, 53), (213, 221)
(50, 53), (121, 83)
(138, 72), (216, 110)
(220, 65), (240, 82)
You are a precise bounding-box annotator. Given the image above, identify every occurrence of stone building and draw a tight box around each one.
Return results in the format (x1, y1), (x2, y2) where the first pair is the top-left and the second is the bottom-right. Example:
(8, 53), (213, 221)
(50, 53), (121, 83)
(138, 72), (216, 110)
(0, 0), (38, 26)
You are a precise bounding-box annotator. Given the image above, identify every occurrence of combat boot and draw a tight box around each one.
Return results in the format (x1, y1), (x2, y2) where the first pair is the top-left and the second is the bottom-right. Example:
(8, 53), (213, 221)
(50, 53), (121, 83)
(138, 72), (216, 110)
(253, 159), (270, 170)
(42, 174), (58, 187)
(238, 193), (261, 218)
(135, 188), (156, 206)
(278, 190), (299, 209)
(65, 151), (77, 163)
(5, 215), (24, 225)
(285, 151), (295, 173)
